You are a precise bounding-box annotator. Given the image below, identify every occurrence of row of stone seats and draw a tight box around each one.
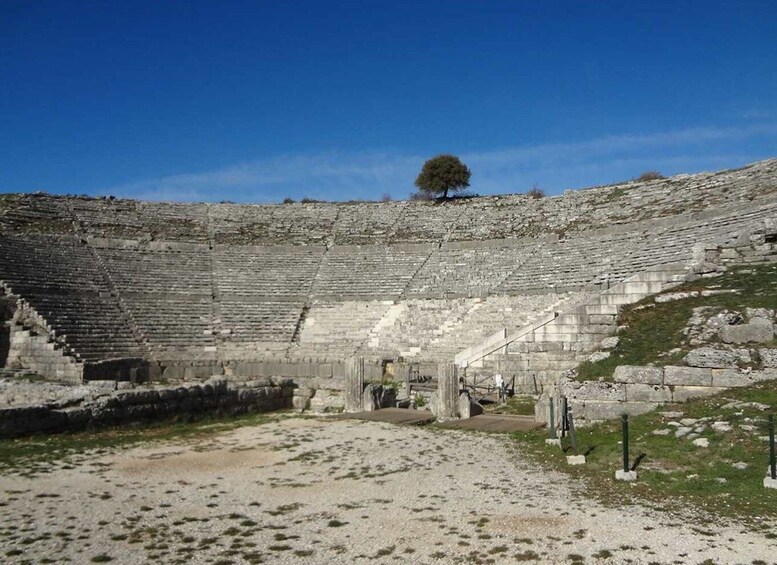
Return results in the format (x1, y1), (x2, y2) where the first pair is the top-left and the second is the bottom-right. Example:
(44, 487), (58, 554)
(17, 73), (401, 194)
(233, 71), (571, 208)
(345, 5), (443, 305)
(493, 234), (630, 294)
(363, 298), (478, 358)
(293, 300), (393, 355)
(71, 199), (211, 243)
(403, 244), (537, 297)
(309, 246), (430, 299)
(414, 292), (590, 361)
(0, 194), (76, 235)
(18, 292), (142, 361)
(117, 294), (214, 351)
(210, 202), (337, 245)
(213, 245), (324, 298)
(5, 159), (774, 248)
(96, 247), (213, 294)
(218, 299), (304, 342)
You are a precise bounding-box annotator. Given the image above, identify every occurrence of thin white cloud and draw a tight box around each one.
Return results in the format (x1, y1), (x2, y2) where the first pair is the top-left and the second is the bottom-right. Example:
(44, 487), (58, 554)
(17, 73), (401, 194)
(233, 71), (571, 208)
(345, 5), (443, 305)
(104, 123), (777, 203)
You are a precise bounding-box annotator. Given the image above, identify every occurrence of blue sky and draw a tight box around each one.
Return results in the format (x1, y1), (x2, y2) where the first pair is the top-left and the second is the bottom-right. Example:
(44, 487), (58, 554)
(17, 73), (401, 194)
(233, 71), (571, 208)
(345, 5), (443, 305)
(1, 1), (776, 203)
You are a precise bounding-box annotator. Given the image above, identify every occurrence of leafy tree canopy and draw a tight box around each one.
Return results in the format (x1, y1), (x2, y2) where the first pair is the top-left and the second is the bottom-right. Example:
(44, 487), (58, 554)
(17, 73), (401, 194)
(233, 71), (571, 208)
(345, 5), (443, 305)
(414, 154), (471, 199)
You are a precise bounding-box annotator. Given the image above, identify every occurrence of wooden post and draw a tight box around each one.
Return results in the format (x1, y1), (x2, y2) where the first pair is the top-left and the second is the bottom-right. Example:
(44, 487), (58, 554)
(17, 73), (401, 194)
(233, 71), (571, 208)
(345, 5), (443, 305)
(436, 362), (459, 421)
(344, 356), (364, 413)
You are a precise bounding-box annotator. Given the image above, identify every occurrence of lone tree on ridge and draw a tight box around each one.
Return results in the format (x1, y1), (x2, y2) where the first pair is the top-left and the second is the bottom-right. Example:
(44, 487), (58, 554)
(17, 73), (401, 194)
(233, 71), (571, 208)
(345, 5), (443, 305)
(414, 154), (471, 199)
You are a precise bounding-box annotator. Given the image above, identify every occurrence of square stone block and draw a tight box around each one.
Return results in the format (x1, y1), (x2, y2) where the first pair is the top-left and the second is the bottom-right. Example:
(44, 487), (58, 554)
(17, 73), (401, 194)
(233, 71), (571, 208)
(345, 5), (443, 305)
(671, 386), (726, 403)
(664, 366), (712, 386)
(613, 365), (664, 385)
(625, 383), (672, 403)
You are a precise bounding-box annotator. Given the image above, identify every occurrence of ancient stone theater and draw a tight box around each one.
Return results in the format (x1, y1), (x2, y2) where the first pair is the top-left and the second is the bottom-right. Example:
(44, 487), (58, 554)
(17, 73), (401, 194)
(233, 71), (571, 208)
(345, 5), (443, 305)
(1, 159), (775, 426)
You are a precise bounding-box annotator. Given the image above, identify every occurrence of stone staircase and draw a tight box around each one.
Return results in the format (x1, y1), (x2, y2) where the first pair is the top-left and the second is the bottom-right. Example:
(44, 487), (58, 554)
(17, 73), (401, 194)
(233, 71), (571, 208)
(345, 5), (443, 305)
(456, 262), (689, 392)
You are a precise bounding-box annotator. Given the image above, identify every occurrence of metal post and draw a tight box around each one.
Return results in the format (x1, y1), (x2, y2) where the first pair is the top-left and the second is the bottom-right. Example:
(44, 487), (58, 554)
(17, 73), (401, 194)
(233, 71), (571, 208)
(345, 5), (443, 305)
(622, 414), (630, 474)
(548, 399), (556, 440)
(770, 414), (776, 480)
(561, 396), (568, 438)
(567, 407), (579, 456)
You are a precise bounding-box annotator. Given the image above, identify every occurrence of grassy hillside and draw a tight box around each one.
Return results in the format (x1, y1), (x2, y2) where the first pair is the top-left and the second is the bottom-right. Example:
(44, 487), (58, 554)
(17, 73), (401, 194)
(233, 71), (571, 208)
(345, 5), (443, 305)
(578, 263), (777, 381)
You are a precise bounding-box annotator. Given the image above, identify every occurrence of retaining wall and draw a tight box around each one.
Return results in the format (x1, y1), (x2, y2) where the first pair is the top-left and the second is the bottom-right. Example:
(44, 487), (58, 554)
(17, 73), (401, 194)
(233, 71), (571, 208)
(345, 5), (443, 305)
(540, 365), (777, 425)
(0, 377), (294, 439)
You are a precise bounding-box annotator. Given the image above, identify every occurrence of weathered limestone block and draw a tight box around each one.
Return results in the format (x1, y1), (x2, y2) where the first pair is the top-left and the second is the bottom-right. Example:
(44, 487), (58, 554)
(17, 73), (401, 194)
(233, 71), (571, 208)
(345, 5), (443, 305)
(671, 386), (726, 403)
(343, 356), (364, 413)
(362, 384), (379, 412)
(562, 380), (626, 402)
(436, 363), (459, 421)
(684, 347), (750, 368)
(576, 401), (657, 422)
(711, 368), (777, 388)
(458, 392), (483, 419)
(625, 384), (673, 403)
(759, 349), (777, 368)
(599, 336), (619, 349)
(613, 365), (663, 385)
(720, 318), (774, 344)
(664, 366), (712, 386)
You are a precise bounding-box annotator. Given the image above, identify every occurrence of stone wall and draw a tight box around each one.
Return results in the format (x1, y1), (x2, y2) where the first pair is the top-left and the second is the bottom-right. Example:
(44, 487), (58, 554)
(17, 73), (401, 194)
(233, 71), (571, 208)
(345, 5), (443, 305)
(538, 365), (777, 425)
(0, 376), (294, 438)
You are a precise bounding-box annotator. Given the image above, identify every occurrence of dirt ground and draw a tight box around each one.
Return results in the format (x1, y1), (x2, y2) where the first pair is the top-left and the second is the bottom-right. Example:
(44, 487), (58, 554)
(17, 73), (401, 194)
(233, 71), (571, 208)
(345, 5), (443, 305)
(1, 416), (776, 564)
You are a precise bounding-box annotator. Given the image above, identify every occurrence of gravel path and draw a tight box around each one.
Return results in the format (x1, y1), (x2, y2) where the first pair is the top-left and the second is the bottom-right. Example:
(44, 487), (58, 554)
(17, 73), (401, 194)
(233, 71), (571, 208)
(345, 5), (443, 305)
(1, 416), (775, 564)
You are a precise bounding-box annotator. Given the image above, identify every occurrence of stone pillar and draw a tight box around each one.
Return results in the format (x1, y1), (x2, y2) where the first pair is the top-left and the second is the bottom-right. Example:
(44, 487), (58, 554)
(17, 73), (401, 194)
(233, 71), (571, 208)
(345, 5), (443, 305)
(394, 363), (410, 399)
(344, 356), (364, 413)
(436, 362), (459, 421)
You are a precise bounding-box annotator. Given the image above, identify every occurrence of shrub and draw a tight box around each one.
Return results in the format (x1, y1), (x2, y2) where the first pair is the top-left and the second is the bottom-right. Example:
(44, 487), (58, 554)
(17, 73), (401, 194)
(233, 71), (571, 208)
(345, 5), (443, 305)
(282, 197), (295, 204)
(527, 185), (545, 199)
(635, 171), (666, 182)
(409, 191), (434, 202)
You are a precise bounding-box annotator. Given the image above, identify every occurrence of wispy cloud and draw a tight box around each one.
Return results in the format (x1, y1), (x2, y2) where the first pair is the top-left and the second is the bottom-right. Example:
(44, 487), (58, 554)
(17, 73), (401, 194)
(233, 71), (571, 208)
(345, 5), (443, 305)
(104, 123), (777, 203)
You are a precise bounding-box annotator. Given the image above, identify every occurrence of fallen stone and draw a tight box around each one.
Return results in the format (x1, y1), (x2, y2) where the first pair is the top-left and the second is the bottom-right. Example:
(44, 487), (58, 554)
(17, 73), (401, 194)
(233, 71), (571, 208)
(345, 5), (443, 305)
(700, 289), (739, 297)
(715, 477), (727, 484)
(711, 421), (732, 432)
(652, 429), (671, 436)
(746, 307), (774, 320)
(692, 437), (710, 447)
(587, 351), (611, 363)
(732, 462), (749, 470)
(600, 337), (620, 350)
(720, 318), (774, 344)
(661, 411), (684, 419)
(679, 418), (698, 426)
(683, 347), (748, 369)
(675, 427), (693, 437)
(764, 477), (777, 490)
(759, 349), (777, 368)
(655, 291), (699, 303)
(566, 455), (586, 465)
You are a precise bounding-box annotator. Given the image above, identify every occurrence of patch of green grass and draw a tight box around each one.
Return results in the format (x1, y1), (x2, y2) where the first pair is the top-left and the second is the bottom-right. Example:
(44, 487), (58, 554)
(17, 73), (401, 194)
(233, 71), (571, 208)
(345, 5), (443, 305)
(578, 264), (777, 381)
(512, 377), (777, 523)
(485, 395), (535, 416)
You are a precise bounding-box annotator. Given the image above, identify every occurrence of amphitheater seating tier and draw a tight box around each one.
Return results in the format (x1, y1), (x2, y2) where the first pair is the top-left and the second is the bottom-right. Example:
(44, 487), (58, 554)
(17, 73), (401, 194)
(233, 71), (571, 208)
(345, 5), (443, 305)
(0, 159), (774, 368)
